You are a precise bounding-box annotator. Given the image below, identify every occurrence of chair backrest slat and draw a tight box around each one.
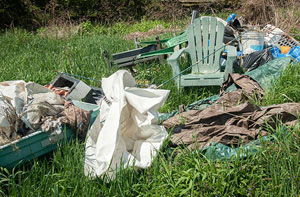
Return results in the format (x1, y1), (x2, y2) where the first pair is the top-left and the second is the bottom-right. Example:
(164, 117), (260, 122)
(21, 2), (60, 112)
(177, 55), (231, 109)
(186, 23), (197, 69)
(214, 20), (225, 69)
(201, 17), (209, 66)
(208, 17), (217, 68)
(186, 16), (225, 74)
(193, 18), (202, 73)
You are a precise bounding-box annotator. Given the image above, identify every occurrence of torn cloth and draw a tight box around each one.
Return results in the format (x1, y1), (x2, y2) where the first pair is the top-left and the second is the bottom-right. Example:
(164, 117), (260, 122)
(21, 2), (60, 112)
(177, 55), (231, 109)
(84, 70), (169, 179)
(61, 100), (90, 140)
(164, 102), (300, 150)
(0, 81), (91, 146)
(216, 73), (264, 107)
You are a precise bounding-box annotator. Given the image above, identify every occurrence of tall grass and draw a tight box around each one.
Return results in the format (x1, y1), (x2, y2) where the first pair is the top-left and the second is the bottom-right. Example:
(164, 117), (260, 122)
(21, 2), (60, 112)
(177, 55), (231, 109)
(263, 63), (300, 105)
(1, 125), (300, 196)
(0, 23), (300, 196)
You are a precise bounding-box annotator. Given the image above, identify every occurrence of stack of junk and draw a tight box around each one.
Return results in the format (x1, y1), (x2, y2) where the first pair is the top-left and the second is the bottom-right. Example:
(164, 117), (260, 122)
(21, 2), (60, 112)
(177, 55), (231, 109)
(0, 74), (104, 169)
(0, 71), (170, 180)
(226, 15), (300, 70)
(1, 13), (300, 181)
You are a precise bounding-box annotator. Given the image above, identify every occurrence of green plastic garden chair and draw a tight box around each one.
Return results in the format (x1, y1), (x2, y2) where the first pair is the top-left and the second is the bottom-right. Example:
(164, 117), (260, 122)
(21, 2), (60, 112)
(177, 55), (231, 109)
(167, 16), (237, 89)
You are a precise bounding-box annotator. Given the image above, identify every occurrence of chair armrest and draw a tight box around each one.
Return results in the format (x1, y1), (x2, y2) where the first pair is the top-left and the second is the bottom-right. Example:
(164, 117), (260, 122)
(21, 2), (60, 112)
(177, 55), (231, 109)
(168, 48), (186, 61)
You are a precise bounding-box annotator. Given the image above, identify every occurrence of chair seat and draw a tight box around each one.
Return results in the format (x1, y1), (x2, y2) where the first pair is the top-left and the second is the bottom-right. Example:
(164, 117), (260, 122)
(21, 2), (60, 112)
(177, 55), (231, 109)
(181, 73), (224, 86)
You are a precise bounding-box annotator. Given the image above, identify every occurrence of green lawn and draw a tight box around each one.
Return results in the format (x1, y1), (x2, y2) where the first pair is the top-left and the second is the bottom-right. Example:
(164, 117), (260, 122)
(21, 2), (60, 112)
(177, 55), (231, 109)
(1, 23), (300, 196)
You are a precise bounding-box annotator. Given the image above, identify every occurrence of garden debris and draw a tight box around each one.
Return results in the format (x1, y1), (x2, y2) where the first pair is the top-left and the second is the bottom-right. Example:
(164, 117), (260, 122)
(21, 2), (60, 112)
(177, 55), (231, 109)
(0, 80), (91, 146)
(84, 70), (170, 179)
(162, 57), (298, 150)
(164, 102), (300, 150)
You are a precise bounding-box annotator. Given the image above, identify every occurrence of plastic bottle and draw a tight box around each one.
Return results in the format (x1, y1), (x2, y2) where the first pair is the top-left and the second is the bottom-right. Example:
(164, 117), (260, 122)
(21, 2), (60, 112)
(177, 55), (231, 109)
(226, 13), (236, 23)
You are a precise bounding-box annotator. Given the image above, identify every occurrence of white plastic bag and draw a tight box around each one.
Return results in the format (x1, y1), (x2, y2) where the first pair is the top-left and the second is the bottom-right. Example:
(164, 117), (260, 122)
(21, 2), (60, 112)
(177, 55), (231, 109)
(84, 70), (169, 178)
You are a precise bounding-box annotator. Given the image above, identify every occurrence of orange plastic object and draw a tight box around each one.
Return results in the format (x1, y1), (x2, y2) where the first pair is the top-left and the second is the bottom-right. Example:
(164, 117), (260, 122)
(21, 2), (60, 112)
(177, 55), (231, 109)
(45, 84), (69, 97)
(281, 46), (291, 54)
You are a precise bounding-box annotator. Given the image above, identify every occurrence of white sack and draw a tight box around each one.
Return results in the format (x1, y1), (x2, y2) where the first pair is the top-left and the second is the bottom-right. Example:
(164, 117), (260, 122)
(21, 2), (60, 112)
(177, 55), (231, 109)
(84, 70), (170, 178)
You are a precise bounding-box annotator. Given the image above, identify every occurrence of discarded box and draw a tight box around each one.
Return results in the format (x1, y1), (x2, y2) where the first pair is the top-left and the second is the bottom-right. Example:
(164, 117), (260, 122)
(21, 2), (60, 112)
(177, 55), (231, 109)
(50, 73), (92, 101)
(0, 101), (99, 169)
(49, 73), (104, 104)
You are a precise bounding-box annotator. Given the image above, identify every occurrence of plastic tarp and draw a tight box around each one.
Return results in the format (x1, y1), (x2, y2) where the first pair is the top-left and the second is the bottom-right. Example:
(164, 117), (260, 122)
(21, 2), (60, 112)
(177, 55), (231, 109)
(84, 70), (170, 179)
(160, 57), (295, 160)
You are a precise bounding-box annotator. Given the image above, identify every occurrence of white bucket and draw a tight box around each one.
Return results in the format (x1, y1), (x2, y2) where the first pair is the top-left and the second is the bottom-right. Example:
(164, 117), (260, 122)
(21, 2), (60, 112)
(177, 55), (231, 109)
(241, 31), (264, 55)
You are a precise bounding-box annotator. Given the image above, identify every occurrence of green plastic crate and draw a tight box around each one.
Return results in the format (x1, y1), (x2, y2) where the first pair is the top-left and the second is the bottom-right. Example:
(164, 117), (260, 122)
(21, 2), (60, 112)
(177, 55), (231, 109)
(0, 101), (99, 169)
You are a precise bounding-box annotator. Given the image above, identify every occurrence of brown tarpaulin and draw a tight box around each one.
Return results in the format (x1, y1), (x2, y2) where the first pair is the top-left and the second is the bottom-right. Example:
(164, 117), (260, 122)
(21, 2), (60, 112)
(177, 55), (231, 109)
(163, 74), (300, 150)
(164, 102), (300, 150)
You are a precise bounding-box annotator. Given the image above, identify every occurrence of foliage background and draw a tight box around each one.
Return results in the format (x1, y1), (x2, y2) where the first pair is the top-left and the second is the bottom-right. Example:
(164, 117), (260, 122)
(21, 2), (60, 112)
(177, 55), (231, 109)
(0, 0), (240, 29)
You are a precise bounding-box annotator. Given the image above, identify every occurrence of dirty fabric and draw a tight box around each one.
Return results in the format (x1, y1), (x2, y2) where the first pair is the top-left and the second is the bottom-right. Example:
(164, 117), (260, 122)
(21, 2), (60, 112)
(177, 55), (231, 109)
(0, 80), (91, 146)
(218, 73), (264, 105)
(84, 70), (170, 179)
(24, 88), (64, 130)
(61, 100), (90, 140)
(0, 93), (20, 146)
(164, 102), (300, 150)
